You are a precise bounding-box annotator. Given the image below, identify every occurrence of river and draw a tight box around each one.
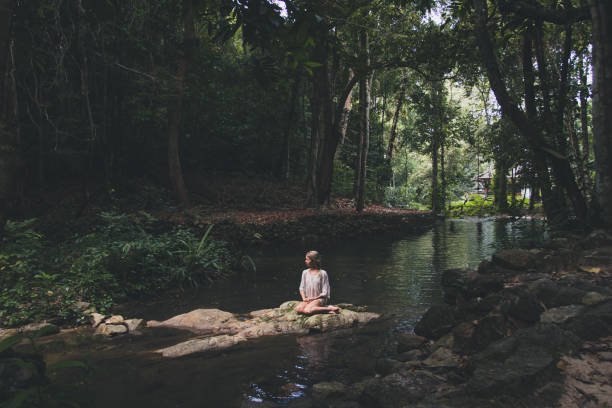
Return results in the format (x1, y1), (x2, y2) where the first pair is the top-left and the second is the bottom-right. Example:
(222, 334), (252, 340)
(50, 217), (547, 407)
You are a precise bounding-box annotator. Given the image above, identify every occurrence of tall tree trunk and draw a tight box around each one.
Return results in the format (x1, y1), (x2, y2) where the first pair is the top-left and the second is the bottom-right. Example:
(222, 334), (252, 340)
(590, 0), (612, 226)
(167, 0), (193, 207)
(356, 31), (371, 213)
(431, 130), (439, 215)
(337, 68), (355, 151)
(0, 0), (18, 240)
(578, 54), (592, 197)
(441, 135), (446, 215)
(522, 25), (555, 215)
(494, 158), (508, 212)
(306, 41), (332, 208)
(278, 72), (301, 179)
(313, 68), (358, 206)
(386, 79), (406, 160)
(77, 0), (96, 204)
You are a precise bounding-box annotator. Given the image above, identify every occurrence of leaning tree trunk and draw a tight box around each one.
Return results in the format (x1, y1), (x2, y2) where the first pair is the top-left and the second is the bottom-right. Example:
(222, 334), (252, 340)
(0, 0), (18, 240)
(167, 0), (193, 207)
(590, 0), (612, 226)
(386, 78), (407, 160)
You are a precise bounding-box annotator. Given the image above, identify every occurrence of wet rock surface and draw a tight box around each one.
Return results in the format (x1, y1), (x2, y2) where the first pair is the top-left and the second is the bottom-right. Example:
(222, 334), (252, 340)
(304, 229), (612, 407)
(146, 301), (380, 357)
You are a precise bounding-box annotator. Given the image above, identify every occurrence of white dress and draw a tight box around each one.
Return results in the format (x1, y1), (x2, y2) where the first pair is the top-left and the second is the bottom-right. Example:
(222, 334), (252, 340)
(299, 269), (330, 305)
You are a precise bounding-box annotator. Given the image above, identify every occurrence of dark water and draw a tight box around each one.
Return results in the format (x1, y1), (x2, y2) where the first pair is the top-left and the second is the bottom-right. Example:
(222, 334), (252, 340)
(51, 218), (546, 408)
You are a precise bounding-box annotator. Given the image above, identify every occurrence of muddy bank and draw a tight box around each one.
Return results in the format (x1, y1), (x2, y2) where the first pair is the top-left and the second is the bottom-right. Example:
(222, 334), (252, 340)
(300, 230), (612, 408)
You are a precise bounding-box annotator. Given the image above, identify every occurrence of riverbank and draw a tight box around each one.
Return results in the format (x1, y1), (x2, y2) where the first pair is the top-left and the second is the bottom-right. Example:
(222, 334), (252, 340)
(307, 229), (612, 407)
(0, 203), (436, 329)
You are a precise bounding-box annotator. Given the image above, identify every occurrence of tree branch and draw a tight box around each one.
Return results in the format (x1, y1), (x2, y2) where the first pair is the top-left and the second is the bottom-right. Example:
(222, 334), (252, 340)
(498, 0), (590, 24)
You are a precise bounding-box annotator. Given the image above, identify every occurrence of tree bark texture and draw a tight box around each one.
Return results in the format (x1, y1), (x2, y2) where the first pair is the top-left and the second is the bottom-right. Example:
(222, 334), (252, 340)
(306, 34), (358, 207)
(386, 79), (406, 160)
(278, 72), (300, 179)
(167, 0), (193, 207)
(0, 0), (18, 240)
(579, 55), (592, 197)
(356, 30), (371, 213)
(590, 0), (612, 226)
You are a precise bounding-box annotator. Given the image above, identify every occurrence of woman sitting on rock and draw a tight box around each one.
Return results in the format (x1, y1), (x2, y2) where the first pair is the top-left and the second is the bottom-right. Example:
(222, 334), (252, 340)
(295, 251), (341, 315)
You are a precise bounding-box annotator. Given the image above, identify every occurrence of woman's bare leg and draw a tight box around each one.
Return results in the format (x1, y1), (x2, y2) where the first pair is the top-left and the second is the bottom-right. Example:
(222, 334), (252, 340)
(295, 301), (308, 314)
(303, 300), (342, 315)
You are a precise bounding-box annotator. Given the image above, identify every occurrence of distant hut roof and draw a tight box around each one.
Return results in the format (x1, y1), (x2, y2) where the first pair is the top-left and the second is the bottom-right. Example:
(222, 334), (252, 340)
(472, 169), (493, 181)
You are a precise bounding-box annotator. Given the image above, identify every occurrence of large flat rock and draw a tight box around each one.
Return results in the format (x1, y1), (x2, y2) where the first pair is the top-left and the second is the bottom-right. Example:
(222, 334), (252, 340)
(150, 301), (380, 357)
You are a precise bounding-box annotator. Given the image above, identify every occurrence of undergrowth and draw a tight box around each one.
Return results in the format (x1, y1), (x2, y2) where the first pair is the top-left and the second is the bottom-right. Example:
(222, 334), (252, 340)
(0, 212), (232, 327)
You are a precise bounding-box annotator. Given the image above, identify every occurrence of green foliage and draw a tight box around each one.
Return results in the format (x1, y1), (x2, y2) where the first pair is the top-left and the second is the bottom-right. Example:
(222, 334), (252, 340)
(0, 214), (232, 327)
(448, 194), (495, 217)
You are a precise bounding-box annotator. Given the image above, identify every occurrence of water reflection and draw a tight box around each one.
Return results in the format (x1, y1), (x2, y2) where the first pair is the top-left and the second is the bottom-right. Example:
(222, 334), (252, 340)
(66, 218), (546, 408)
(241, 217), (547, 404)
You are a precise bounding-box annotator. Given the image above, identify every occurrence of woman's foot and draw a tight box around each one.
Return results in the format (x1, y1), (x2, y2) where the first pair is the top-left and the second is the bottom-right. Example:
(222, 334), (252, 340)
(328, 306), (342, 314)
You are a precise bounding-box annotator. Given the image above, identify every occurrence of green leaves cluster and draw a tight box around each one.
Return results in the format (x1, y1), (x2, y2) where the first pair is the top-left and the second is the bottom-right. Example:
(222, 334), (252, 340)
(0, 214), (231, 327)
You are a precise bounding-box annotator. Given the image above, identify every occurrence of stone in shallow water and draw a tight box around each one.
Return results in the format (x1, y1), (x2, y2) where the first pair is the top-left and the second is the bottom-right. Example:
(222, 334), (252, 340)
(151, 301), (380, 357)
(105, 315), (124, 324)
(146, 309), (236, 333)
(95, 323), (127, 336)
(90, 313), (105, 328)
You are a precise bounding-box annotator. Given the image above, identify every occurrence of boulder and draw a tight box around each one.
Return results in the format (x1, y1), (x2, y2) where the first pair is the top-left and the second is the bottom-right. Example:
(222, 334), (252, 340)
(423, 347), (460, 368)
(397, 349), (424, 362)
(540, 305), (584, 324)
(582, 291), (609, 306)
(90, 313), (105, 328)
(563, 301), (612, 341)
(104, 315), (124, 324)
(492, 250), (536, 271)
(157, 334), (247, 358)
(361, 371), (445, 407)
(396, 334), (426, 353)
(312, 381), (347, 401)
(95, 323), (128, 336)
(414, 305), (457, 340)
(152, 302), (379, 357)
(124, 318), (144, 333)
(146, 309), (236, 333)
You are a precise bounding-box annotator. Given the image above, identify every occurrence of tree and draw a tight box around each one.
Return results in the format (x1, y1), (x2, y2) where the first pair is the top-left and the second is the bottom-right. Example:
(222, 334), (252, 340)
(0, 0), (19, 240)
(471, 0), (589, 224)
(167, 0), (194, 207)
(355, 29), (372, 212)
(590, 0), (612, 226)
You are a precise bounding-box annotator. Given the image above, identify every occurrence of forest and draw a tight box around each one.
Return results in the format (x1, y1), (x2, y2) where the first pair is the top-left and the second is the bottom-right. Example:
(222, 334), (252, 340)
(2, 2), (612, 407)
(0, 0), (609, 227)
(1, 0), (611, 322)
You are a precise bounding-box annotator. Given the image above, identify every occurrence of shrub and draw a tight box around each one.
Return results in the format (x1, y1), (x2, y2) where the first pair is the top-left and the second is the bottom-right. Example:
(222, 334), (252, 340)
(0, 213), (232, 327)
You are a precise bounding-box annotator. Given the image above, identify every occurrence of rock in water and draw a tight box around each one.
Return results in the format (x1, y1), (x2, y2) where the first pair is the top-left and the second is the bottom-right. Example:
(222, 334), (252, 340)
(151, 301), (380, 358)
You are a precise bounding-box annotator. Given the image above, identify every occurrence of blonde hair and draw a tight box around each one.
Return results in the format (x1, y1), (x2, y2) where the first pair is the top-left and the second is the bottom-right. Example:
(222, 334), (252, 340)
(306, 250), (322, 269)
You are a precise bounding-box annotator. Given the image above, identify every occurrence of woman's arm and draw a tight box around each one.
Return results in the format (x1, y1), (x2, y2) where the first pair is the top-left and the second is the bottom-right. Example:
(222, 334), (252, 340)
(319, 270), (330, 299)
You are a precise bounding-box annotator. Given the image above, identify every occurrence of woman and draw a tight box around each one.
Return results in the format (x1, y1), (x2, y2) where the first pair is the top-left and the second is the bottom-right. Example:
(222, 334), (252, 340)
(295, 251), (341, 315)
